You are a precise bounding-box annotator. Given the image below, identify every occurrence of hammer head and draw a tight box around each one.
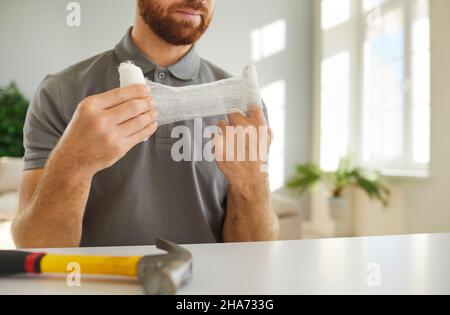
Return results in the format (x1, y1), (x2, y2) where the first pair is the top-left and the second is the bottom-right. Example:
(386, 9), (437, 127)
(137, 239), (193, 295)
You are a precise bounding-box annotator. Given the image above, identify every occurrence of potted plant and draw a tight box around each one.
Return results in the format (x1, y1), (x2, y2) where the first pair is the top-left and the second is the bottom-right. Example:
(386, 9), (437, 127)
(0, 82), (29, 158)
(287, 158), (390, 223)
(0, 83), (29, 220)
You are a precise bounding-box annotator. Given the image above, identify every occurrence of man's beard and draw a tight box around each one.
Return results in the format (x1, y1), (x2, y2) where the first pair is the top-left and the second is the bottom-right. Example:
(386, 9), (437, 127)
(138, 0), (212, 46)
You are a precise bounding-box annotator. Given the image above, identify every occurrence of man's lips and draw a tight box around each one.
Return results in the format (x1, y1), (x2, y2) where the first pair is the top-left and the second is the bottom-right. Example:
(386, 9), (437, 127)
(174, 8), (204, 22)
(175, 8), (203, 16)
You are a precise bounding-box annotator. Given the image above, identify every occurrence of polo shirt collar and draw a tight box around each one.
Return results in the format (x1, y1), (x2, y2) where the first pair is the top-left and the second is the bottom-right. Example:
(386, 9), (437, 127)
(114, 27), (201, 81)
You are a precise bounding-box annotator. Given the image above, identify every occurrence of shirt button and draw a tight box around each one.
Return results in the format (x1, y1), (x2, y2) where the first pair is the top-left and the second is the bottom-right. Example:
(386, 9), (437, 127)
(158, 71), (167, 80)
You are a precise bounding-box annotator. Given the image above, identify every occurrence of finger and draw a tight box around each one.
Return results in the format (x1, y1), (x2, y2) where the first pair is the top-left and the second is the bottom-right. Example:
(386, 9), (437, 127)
(126, 122), (158, 146)
(217, 120), (228, 134)
(219, 120), (239, 162)
(214, 121), (228, 161)
(268, 127), (274, 146)
(247, 107), (267, 126)
(227, 111), (248, 126)
(94, 84), (149, 110)
(118, 109), (158, 137)
(107, 97), (154, 125)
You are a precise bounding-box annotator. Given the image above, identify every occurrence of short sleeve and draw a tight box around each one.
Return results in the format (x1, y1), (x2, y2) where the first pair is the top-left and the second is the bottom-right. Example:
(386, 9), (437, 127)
(23, 75), (67, 171)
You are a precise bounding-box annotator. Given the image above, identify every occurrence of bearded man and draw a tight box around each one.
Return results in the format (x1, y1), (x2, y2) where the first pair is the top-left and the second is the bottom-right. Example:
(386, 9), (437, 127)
(12, 0), (279, 248)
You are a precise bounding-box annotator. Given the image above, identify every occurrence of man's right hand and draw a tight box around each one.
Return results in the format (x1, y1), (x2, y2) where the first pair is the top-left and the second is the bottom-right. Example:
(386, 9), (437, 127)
(55, 84), (158, 177)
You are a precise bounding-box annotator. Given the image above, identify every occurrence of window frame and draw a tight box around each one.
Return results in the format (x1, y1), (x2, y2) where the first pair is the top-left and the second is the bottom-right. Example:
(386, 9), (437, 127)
(314, 0), (430, 177)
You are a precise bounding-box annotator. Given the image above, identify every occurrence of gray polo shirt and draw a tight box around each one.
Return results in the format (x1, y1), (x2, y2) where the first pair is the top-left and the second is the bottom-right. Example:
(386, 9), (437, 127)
(24, 28), (235, 247)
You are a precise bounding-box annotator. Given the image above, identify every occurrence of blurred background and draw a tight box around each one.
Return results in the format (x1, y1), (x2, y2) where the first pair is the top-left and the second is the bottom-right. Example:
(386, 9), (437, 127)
(0, 0), (449, 248)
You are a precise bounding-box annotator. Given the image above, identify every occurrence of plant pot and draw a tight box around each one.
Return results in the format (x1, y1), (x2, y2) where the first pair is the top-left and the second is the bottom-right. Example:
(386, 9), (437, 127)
(329, 197), (353, 237)
(329, 197), (349, 220)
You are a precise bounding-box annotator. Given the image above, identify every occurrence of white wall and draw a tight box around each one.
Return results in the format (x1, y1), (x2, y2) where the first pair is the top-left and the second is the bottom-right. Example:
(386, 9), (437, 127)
(0, 0), (313, 212)
(0, 0), (135, 98)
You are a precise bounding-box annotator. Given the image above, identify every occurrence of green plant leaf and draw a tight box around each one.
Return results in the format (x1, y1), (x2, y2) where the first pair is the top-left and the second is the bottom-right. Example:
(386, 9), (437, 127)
(286, 157), (391, 207)
(0, 82), (29, 158)
(286, 162), (322, 192)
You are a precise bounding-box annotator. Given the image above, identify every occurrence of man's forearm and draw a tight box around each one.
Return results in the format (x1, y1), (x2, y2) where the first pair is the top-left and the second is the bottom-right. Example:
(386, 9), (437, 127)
(223, 176), (279, 242)
(12, 149), (93, 248)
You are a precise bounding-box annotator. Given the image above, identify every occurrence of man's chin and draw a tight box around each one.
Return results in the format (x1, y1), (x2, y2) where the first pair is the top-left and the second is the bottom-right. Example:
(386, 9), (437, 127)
(172, 26), (203, 43)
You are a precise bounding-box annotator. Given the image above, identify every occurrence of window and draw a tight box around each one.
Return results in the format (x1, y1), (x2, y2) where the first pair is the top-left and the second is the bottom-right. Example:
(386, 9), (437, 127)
(318, 0), (430, 176)
(320, 52), (350, 171)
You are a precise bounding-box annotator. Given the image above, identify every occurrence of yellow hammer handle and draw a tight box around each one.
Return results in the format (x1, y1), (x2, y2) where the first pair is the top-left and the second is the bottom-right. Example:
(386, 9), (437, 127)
(40, 254), (142, 277)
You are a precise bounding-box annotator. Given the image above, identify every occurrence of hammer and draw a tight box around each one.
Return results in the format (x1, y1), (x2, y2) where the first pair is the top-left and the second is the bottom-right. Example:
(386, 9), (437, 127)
(0, 239), (193, 295)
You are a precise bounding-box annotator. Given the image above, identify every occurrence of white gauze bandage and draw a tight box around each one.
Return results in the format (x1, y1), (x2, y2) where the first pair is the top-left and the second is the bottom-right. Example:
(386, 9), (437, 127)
(118, 62), (262, 125)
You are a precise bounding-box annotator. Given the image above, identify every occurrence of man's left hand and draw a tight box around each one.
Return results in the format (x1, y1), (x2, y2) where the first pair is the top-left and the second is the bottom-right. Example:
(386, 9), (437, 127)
(213, 107), (273, 191)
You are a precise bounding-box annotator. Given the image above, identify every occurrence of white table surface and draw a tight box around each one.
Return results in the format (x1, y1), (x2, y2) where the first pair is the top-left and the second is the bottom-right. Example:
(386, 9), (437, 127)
(1, 233), (449, 295)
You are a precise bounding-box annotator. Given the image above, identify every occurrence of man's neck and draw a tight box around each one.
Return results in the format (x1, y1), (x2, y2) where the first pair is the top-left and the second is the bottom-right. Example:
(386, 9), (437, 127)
(131, 18), (192, 67)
